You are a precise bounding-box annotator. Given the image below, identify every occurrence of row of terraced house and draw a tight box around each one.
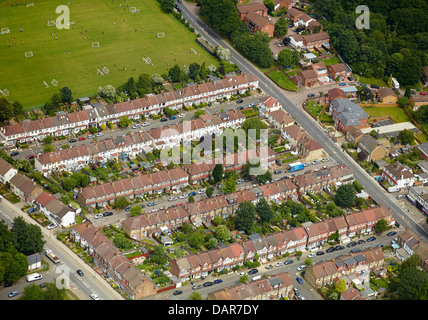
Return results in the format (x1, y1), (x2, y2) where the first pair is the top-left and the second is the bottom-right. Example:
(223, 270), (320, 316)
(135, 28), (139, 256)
(0, 73), (259, 147)
(34, 108), (248, 175)
(168, 204), (394, 282)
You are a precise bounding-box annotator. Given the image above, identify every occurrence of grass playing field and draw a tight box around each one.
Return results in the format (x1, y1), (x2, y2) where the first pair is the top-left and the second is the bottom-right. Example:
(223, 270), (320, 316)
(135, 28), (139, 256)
(0, 0), (218, 109)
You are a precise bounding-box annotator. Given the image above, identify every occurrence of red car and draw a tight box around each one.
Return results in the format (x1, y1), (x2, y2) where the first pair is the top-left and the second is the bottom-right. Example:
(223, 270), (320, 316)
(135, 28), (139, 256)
(26, 154), (35, 159)
(421, 91), (427, 95)
(177, 203), (185, 206)
(78, 137), (86, 141)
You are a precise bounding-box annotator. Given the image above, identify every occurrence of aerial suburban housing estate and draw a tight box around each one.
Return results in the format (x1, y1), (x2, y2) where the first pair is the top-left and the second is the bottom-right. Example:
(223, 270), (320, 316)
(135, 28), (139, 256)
(0, 0), (427, 304)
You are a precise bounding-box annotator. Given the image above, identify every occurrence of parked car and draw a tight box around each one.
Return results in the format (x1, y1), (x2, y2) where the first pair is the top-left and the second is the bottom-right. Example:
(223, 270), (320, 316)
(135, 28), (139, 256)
(275, 261), (283, 267)
(396, 194), (405, 200)
(307, 93), (315, 98)
(47, 223), (57, 230)
(27, 207), (37, 214)
(213, 279), (223, 284)
(188, 191), (197, 197)
(265, 264), (274, 270)
(203, 281), (214, 287)
(94, 213), (103, 219)
(10, 151), (19, 157)
(69, 139), (77, 143)
(387, 231), (397, 237)
(421, 91), (427, 95)
(168, 197), (177, 202)
(297, 264), (306, 271)
(248, 269), (258, 275)
(339, 82), (346, 86)
(179, 194), (188, 199)
(4, 282), (13, 288)
(192, 284), (203, 290)
(347, 241), (357, 248)
(370, 84), (380, 89)
(95, 132), (103, 137)
(26, 154), (35, 159)
(147, 201), (157, 207)
(8, 291), (18, 298)
(197, 189), (205, 194)
(87, 134), (93, 139)
(178, 114), (185, 118)
(335, 245), (345, 251)
(326, 247), (336, 253)
(132, 124), (140, 129)
(77, 269), (84, 276)
(160, 118), (168, 122)
(296, 277), (303, 284)
(237, 179), (244, 185)
(274, 170), (282, 174)
(125, 207), (131, 212)
(78, 137), (86, 141)
(237, 106), (244, 110)
(350, 248), (361, 253)
(308, 253), (316, 258)
(316, 251), (325, 256)
(103, 211), (113, 217)
(173, 290), (183, 295)
(91, 293), (100, 300)
(311, 160), (320, 165)
(236, 99), (244, 104)
(357, 240), (366, 245)
(170, 116), (177, 120)
(142, 122), (150, 127)
(284, 259), (294, 265)
(367, 236), (376, 242)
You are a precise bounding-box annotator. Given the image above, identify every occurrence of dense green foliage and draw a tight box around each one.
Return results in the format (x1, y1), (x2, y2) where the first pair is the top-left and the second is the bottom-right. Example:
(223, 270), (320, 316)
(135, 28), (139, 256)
(311, 0), (428, 87)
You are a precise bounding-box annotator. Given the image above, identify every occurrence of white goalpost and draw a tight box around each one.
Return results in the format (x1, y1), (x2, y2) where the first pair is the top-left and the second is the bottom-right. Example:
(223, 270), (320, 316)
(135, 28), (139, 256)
(51, 79), (58, 87)
(157, 32), (165, 38)
(1, 27), (10, 35)
(25, 51), (33, 58)
(92, 42), (100, 48)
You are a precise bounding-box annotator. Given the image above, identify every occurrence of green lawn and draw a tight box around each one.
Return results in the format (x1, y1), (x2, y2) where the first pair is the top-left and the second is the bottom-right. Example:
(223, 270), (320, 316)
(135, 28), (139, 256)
(363, 106), (411, 123)
(305, 100), (322, 118)
(267, 69), (299, 91)
(356, 75), (388, 88)
(321, 56), (341, 66)
(0, 0), (218, 109)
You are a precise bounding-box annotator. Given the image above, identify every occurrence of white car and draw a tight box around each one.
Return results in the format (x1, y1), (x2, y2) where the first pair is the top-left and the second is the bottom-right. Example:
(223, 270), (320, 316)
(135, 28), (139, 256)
(132, 124), (140, 129)
(91, 293), (100, 300)
(311, 160), (320, 165)
(168, 197), (177, 202)
(237, 179), (244, 184)
(178, 114), (185, 118)
(47, 223), (57, 230)
(94, 213), (103, 219)
(297, 265), (306, 271)
(275, 262), (283, 267)
(179, 194), (188, 199)
(87, 134), (93, 139)
(308, 253), (316, 258)
(95, 132), (103, 137)
(142, 122), (150, 127)
(198, 189), (205, 194)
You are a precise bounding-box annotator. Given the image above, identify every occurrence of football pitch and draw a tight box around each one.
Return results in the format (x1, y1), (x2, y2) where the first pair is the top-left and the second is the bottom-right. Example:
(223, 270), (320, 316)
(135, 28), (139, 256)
(0, 0), (218, 109)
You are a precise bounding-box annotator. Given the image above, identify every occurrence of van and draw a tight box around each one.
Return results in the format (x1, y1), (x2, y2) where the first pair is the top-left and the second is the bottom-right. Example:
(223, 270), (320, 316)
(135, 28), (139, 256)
(27, 273), (43, 282)
(251, 275), (262, 282)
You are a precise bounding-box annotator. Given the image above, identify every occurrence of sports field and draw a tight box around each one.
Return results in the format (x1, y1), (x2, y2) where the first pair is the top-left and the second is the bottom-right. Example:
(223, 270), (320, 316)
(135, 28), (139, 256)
(0, 0), (218, 109)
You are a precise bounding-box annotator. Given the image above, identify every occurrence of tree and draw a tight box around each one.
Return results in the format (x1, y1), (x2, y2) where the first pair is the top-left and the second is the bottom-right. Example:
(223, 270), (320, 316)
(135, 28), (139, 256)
(97, 85), (116, 100)
(10, 217), (45, 255)
(239, 274), (249, 283)
(189, 63), (201, 80)
(161, 0), (175, 13)
(168, 64), (182, 83)
(59, 86), (73, 103)
(215, 225), (231, 242)
(335, 279), (347, 293)
(22, 283), (45, 300)
(151, 74), (164, 84)
(43, 145), (54, 153)
(113, 234), (134, 251)
(62, 177), (77, 191)
(221, 177), (237, 194)
(151, 245), (168, 265)
(123, 77), (136, 94)
(215, 46), (232, 61)
(398, 129), (415, 145)
(234, 201), (256, 234)
(256, 170), (272, 184)
(397, 97), (409, 107)
(130, 205), (142, 216)
(206, 186), (214, 198)
(397, 263), (428, 300)
(12, 101), (23, 116)
(213, 164), (224, 183)
(118, 116), (132, 128)
(188, 231), (205, 249)
(200, 0), (242, 36)
(113, 197), (129, 209)
(334, 184), (356, 207)
(256, 198), (274, 223)
(263, 0), (275, 13)
(190, 291), (202, 300)
(374, 218), (388, 233)
(0, 97), (14, 122)
(274, 15), (288, 38)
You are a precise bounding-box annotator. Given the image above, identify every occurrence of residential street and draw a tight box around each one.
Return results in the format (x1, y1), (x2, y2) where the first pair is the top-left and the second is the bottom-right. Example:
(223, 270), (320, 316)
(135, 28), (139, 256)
(179, 1), (428, 243)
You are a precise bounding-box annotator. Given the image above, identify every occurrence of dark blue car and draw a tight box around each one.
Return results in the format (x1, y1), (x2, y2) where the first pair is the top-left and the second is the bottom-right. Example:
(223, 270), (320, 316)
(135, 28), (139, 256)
(188, 191), (197, 197)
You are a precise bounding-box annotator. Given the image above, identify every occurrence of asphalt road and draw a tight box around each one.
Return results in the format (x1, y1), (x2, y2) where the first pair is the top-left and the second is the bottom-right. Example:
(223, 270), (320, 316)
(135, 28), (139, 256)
(178, 2), (428, 241)
(0, 198), (123, 300)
